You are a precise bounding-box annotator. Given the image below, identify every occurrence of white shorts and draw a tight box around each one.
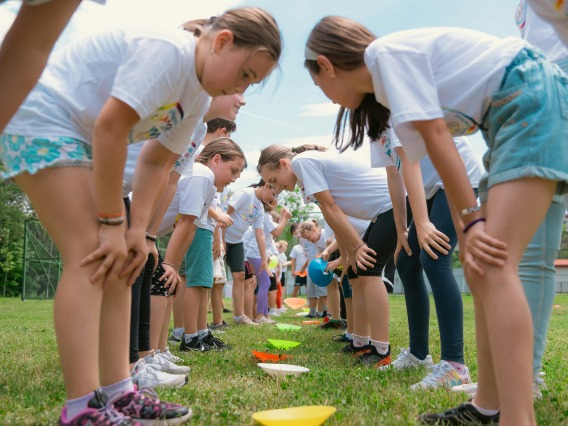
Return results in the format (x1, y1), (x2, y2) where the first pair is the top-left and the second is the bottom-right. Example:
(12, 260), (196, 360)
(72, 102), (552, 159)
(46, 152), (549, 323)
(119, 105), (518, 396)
(213, 255), (227, 284)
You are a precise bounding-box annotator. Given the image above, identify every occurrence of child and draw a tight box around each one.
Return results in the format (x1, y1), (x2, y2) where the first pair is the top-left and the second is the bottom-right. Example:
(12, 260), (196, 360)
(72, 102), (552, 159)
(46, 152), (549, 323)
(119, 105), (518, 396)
(258, 145), (399, 368)
(304, 16), (567, 425)
(158, 138), (246, 351)
(223, 180), (278, 325)
(275, 240), (291, 309)
(299, 220), (329, 318)
(0, 7), (281, 425)
(289, 241), (308, 297)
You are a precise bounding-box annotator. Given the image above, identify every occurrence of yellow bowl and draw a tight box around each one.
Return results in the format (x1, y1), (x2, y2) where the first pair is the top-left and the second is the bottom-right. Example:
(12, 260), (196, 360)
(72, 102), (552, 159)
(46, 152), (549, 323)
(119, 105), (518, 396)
(252, 406), (336, 426)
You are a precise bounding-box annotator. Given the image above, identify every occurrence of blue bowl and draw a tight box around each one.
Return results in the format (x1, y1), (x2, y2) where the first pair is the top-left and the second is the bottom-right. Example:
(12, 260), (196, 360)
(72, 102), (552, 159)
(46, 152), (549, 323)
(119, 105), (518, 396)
(308, 258), (333, 287)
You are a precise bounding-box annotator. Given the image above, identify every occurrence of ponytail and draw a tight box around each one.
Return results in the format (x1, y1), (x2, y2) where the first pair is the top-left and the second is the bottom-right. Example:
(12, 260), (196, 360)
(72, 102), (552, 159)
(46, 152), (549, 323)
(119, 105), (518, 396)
(258, 144), (327, 172)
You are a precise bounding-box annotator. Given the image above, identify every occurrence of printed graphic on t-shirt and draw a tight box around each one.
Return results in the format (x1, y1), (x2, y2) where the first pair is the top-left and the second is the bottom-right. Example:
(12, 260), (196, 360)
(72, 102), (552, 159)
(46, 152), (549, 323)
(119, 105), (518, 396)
(129, 103), (184, 142)
(377, 131), (401, 170)
(300, 186), (319, 205)
(442, 108), (479, 136)
(241, 204), (260, 223)
(174, 140), (198, 169)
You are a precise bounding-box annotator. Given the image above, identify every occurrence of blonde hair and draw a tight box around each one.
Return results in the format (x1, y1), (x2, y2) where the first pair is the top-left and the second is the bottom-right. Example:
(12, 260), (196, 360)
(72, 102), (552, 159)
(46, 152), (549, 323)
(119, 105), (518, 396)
(276, 240), (288, 250)
(299, 219), (320, 234)
(196, 137), (247, 169)
(182, 7), (282, 63)
(305, 16), (390, 152)
(257, 144), (327, 173)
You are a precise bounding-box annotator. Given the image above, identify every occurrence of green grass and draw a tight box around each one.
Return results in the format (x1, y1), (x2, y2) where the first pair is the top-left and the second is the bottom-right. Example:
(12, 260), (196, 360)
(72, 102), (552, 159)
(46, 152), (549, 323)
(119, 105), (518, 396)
(0, 295), (567, 425)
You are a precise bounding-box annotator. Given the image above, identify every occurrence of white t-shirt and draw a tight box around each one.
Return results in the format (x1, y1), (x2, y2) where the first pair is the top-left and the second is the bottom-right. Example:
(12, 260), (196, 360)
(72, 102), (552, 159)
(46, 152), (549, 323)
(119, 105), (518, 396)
(289, 244), (308, 273)
(291, 150), (392, 220)
(277, 252), (288, 274)
(245, 212), (277, 259)
(372, 131), (483, 199)
(224, 187), (264, 244)
(173, 123), (208, 176)
(6, 27), (211, 155)
(516, 0), (568, 62)
(527, 0), (568, 47)
(364, 27), (528, 162)
(156, 163), (215, 236)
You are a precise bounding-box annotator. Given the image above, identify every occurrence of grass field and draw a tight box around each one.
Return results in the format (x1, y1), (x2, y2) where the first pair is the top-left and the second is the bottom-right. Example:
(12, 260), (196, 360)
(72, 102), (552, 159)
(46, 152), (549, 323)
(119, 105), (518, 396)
(0, 295), (567, 425)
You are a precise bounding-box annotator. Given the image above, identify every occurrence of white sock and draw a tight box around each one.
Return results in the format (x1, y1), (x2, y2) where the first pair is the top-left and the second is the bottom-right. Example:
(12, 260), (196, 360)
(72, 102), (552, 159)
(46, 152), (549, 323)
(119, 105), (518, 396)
(183, 332), (198, 343)
(66, 391), (95, 420)
(471, 400), (499, 416)
(370, 339), (389, 355)
(197, 328), (209, 337)
(101, 377), (134, 400)
(352, 334), (370, 348)
(172, 327), (184, 338)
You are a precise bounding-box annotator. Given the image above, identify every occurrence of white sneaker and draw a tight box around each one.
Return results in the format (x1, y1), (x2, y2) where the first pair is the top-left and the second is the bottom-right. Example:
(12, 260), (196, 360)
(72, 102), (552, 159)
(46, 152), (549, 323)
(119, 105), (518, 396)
(410, 360), (472, 390)
(452, 372), (547, 400)
(253, 316), (276, 324)
(234, 315), (259, 326)
(278, 307), (288, 313)
(379, 347), (434, 371)
(131, 359), (187, 389)
(268, 308), (281, 317)
(451, 382), (478, 397)
(160, 347), (184, 364)
(145, 351), (191, 375)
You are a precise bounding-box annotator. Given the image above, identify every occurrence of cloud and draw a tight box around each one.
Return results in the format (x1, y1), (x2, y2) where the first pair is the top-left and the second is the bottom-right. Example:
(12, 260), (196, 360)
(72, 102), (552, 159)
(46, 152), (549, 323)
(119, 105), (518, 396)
(300, 103), (339, 117)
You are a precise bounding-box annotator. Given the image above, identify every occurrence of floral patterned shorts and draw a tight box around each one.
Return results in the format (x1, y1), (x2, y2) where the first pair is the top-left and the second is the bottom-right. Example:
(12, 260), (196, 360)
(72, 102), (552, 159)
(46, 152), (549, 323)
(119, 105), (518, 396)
(0, 134), (92, 179)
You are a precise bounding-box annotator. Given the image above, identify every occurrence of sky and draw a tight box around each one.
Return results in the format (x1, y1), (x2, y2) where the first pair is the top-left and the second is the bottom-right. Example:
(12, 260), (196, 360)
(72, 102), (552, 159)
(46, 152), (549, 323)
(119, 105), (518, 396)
(1, 0), (523, 190)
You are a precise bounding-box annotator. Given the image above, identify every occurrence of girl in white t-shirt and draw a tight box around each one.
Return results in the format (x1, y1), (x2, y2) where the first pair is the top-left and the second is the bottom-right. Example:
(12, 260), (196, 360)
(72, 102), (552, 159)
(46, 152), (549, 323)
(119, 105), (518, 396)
(224, 181), (278, 325)
(304, 16), (567, 424)
(258, 145), (399, 369)
(299, 220), (329, 318)
(157, 138), (246, 353)
(0, 8), (281, 425)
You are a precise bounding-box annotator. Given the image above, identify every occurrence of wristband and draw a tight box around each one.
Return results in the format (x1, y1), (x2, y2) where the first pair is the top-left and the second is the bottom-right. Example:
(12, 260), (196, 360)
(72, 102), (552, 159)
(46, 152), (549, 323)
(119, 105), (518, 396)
(162, 262), (176, 269)
(98, 216), (124, 226)
(353, 242), (366, 252)
(463, 217), (486, 234)
(145, 232), (157, 242)
(459, 204), (481, 218)
(98, 212), (124, 218)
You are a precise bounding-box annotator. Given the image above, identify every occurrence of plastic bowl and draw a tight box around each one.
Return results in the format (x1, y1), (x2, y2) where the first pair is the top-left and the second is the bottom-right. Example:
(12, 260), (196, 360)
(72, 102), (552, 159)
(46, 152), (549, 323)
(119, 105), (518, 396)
(258, 363), (309, 378)
(283, 297), (308, 310)
(252, 350), (290, 363)
(276, 323), (302, 331)
(252, 406), (336, 426)
(267, 339), (301, 350)
(308, 259), (333, 287)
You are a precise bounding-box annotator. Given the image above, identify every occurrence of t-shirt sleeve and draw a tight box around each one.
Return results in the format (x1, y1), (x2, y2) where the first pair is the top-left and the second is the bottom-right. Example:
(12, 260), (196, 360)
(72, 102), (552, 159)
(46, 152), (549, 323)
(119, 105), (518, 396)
(291, 157), (328, 197)
(178, 175), (212, 218)
(370, 129), (401, 169)
(228, 189), (246, 212)
(253, 202), (264, 229)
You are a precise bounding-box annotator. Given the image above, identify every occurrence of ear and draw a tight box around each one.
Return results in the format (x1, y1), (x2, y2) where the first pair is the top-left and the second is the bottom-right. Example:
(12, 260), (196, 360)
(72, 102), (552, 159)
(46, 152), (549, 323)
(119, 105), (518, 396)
(210, 153), (222, 168)
(316, 55), (336, 78)
(211, 29), (234, 54)
(216, 128), (228, 137)
(279, 158), (290, 169)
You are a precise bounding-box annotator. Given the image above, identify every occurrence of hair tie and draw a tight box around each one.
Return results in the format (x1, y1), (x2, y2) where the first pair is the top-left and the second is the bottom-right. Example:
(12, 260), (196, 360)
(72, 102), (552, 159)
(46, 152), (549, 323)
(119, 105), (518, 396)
(304, 45), (318, 61)
(208, 16), (217, 25)
(291, 147), (298, 154)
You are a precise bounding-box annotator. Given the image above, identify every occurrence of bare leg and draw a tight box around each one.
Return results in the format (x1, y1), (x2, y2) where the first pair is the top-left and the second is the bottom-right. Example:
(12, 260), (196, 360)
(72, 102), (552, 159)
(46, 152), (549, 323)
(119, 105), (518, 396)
(244, 277), (255, 319)
(172, 276), (186, 330)
(211, 283), (224, 325)
(197, 288), (211, 331)
(327, 281), (341, 319)
(268, 290), (277, 310)
(149, 295), (168, 350)
(159, 297), (174, 351)
(359, 276), (389, 341)
(350, 279), (370, 338)
(231, 271), (245, 317)
(183, 287), (202, 335)
(345, 298), (354, 335)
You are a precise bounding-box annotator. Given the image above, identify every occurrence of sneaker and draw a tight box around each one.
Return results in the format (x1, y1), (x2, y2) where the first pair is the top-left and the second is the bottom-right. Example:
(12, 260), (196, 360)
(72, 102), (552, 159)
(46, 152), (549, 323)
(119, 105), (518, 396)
(332, 333), (352, 343)
(131, 359), (187, 389)
(268, 308), (281, 317)
(452, 372), (547, 400)
(222, 307), (233, 313)
(113, 386), (192, 424)
(200, 331), (230, 350)
(355, 345), (392, 368)
(341, 342), (372, 356)
(305, 314), (318, 319)
(277, 307), (288, 313)
(379, 347), (434, 371)
(168, 333), (182, 344)
(319, 319), (347, 330)
(209, 320), (229, 331)
(451, 382), (478, 398)
(160, 348), (184, 365)
(253, 316), (276, 324)
(59, 390), (137, 425)
(145, 352), (191, 375)
(234, 315), (259, 326)
(410, 360), (472, 390)
(179, 335), (213, 352)
(418, 401), (499, 425)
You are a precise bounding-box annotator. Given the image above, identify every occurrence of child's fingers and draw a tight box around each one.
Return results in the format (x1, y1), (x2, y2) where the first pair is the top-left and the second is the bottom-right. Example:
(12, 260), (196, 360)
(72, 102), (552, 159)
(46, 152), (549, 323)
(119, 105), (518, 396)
(80, 248), (104, 268)
(90, 255), (116, 284)
(120, 251), (146, 279)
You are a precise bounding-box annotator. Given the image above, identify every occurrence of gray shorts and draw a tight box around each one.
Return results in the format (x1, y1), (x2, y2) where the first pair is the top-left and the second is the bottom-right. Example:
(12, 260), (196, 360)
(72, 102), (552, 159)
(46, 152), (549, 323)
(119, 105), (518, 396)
(306, 275), (328, 299)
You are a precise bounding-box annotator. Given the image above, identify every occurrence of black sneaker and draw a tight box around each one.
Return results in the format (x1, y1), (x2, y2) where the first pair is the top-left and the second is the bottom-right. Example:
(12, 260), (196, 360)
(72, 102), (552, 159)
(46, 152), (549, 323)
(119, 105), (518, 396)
(341, 342), (372, 356)
(168, 333), (181, 343)
(319, 319), (347, 330)
(332, 333), (352, 343)
(355, 345), (392, 368)
(223, 308), (233, 313)
(201, 331), (230, 350)
(306, 313), (318, 318)
(209, 320), (229, 331)
(419, 401), (500, 425)
(179, 335), (212, 352)
(59, 390), (136, 425)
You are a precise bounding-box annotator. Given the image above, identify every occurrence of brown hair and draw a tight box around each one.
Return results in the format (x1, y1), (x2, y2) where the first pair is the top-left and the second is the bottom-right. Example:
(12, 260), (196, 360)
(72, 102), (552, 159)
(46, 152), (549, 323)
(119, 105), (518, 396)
(257, 144), (327, 173)
(182, 7), (282, 63)
(305, 16), (390, 152)
(196, 137), (247, 169)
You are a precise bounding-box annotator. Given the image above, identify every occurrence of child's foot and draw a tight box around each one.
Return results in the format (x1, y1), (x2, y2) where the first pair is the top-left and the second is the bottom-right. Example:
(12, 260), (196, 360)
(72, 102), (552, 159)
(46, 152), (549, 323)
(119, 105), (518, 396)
(253, 316), (276, 325)
(144, 352), (191, 375)
(341, 341), (372, 356)
(179, 335), (213, 352)
(59, 390), (137, 425)
(234, 315), (259, 326)
(113, 386), (192, 424)
(209, 320), (229, 331)
(332, 333), (352, 343)
(200, 331), (231, 350)
(410, 360), (471, 390)
(378, 348), (434, 371)
(168, 334), (182, 343)
(131, 359), (187, 389)
(158, 348), (184, 365)
(355, 345), (391, 368)
(319, 319), (347, 330)
(418, 401), (499, 424)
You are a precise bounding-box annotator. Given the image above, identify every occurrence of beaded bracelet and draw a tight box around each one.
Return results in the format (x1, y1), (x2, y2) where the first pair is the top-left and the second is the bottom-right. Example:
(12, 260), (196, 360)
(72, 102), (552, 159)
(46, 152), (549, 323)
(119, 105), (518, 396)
(463, 217), (486, 234)
(145, 232), (157, 242)
(459, 204), (481, 218)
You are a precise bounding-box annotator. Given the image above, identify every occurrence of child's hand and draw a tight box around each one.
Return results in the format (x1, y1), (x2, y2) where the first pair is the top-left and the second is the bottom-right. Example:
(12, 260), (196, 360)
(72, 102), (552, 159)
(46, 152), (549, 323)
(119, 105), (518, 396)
(81, 224), (128, 287)
(326, 257), (342, 272)
(165, 272), (180, 294)
(121, 228), (149, 285)
(462, 221), (507, 276)
(281, 208), (292, 220)
(160, 263), (180, 289)
(416, 221), (451, 260)
(216, 212), (234, 228)
(261, 261), (274, 277)
(395, 231), (411, 261)
(354, 243), (376, 271)
(321, 249), (330, 261)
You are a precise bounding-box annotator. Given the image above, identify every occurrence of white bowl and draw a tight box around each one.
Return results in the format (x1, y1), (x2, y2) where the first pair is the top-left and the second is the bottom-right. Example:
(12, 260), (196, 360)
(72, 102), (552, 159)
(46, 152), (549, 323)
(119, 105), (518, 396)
(295, 312), (309, 317)
(258, 363), (310, 378)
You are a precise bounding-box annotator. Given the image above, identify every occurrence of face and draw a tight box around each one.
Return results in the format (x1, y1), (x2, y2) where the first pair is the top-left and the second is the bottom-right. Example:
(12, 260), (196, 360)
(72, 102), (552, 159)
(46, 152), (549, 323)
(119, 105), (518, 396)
(259, 159), (297, 193)
(210, 156), (245, 191)
(208, 94), (246, 121)
(310, 69), (365, 110)
(258, 183), (278, 203)
(301, 227), (320, 243)
(200, 31), (276, 97)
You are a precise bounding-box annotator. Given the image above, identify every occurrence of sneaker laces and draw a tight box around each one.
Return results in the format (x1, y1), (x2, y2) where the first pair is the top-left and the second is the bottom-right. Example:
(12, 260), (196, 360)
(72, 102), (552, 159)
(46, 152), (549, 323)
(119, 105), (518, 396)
(100, 397), (131, 426)
(418, 362), (452, 387)
(391, 347), (412, 367)
(534, 371), (547, 390)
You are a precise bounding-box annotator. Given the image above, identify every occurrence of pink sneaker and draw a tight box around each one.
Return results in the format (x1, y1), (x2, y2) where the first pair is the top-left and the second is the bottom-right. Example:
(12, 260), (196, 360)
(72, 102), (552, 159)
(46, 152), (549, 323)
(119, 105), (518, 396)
(59, 390), (138, 425)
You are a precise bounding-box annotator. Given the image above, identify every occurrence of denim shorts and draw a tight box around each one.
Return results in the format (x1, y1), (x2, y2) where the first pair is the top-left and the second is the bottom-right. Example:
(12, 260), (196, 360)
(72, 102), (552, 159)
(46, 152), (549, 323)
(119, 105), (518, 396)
(184, 228), (214, 288)
(478, 48), (568, 202)
(0, 134), (92, 179)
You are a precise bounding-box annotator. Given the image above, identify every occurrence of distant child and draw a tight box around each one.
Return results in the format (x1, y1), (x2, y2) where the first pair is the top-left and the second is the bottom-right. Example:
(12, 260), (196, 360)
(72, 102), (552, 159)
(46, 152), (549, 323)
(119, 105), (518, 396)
(299, 220), (328, 318)
(275, 240), (290, 308)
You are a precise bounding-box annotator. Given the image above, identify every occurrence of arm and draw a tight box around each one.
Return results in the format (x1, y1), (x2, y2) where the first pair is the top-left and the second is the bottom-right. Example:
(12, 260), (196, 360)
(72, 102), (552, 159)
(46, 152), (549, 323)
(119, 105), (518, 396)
(208, 206), (234, 228)
(321, 239), (338, 261)
(270, 208), (293, 238)
(385, 164), (411, 261)
(396, 146), (451, 260)
(412, 119), (507, 275)
(160, 214), (197, 287)
(0, 0), (81, 133)
(290, 256), (297, 276)
(313, 190), (376, 271)
(213, 226), (221, 260)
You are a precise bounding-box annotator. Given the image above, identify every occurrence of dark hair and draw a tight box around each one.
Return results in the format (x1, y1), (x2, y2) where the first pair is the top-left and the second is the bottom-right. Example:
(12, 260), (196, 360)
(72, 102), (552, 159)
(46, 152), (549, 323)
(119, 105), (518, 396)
(196, 137), (247, 169)
(249, 178), (267, 188)
(304, 16), (390, 152)
(206, 118), (237, 134)
(257, 144), (327, 173)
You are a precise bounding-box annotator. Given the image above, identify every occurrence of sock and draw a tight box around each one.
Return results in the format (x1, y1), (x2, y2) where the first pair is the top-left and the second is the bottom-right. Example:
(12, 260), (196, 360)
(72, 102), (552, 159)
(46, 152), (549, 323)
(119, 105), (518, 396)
(183, 332), (198, 343)
(352, 334), (370, 348)
(66, 391), (96, 419)
(448, 360), (467, 375)
(172, 327), (184, 339)
(197, 328), (209, 338)
(345, 332), (353, 340)
(309, 307), (316, 316)
(101, 378), (135, 401)
(370, 339), (389, 355)
(471, 400), (499, 416)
